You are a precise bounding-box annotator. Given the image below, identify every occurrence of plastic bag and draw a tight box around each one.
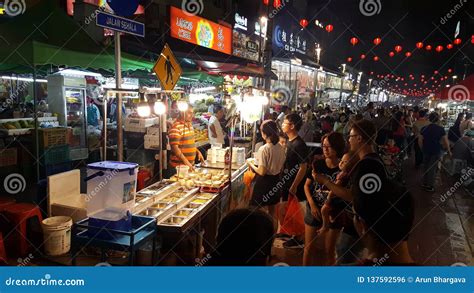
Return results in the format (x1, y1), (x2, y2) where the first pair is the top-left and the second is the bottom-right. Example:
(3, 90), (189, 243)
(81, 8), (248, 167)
(243, 169), (255, 203)
(279, 193), (305, 236)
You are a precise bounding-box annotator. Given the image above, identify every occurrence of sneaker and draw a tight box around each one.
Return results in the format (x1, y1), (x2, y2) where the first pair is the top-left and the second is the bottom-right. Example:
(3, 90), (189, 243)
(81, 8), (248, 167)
(283, 237), (304, 249)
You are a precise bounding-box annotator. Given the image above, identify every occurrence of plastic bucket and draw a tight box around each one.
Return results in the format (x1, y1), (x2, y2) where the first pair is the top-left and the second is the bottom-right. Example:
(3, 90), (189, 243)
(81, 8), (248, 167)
(41, 216), (73, 256)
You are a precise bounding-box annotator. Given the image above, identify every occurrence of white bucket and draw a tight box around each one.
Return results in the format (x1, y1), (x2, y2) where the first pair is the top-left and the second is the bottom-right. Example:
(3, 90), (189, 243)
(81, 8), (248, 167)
(41, 216), (73, 256)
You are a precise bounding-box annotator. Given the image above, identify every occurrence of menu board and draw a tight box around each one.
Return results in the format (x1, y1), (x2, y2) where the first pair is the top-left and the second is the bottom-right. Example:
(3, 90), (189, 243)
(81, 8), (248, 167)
(232, 30), (259, 61)
(170, 6), (232, 55)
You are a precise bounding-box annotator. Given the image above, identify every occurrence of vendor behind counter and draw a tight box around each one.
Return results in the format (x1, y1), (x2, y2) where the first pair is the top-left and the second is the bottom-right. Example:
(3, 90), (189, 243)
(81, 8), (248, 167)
(166, 105), (204, 178)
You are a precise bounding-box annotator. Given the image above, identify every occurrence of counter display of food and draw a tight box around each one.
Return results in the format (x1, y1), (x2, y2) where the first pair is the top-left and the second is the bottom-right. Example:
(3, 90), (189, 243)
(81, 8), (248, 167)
(131, 162), (248, 265)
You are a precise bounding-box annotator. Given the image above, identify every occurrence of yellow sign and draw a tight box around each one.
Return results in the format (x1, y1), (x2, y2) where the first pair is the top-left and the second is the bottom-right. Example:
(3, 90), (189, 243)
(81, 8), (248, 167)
(153, 43), (182, 91)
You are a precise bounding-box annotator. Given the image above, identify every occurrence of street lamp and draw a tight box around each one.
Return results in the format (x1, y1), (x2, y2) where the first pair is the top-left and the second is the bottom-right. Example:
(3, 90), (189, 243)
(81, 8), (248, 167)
(315, 43), (321, 63)
(452, 75), (458, 85)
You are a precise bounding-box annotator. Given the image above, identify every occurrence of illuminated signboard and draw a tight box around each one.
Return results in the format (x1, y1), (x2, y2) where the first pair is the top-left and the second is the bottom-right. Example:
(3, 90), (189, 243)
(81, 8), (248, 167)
(170, 6), (232, 55)
(273, 24), (307, 54)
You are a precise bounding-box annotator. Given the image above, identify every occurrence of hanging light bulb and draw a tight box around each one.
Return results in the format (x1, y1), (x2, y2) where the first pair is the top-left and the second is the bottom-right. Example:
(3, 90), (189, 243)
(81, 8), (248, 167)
(137, 102), (151, 117)
(154, 100), (166, 115)
(177, 100), (189, 111)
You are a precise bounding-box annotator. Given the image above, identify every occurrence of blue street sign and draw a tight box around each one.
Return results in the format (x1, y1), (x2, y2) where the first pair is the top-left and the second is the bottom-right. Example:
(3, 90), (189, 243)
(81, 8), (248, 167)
(96, 11), (145, 38)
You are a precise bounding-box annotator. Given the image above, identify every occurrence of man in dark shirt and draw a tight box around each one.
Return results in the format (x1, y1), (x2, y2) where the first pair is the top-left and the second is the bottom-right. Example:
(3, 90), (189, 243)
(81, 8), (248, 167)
(419, 112), (451, 192)
(280, 113), (310, 248)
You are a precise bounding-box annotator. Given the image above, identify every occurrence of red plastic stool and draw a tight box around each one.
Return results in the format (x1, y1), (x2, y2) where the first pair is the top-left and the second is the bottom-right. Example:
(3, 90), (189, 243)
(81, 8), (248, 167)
(3, 203), (43, 257)
(0, 232), (6, 264)
(0, 197), (15, 210)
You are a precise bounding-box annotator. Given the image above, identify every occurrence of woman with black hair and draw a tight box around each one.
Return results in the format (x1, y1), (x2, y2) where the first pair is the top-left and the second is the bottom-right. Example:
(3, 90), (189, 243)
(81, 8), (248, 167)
(247, 120), (286, 225)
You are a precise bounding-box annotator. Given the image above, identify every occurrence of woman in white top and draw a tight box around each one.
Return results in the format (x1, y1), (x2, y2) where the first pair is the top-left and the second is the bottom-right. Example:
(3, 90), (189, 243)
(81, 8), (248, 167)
(247, 120), (286, 223)
(208, 105), (225, 146)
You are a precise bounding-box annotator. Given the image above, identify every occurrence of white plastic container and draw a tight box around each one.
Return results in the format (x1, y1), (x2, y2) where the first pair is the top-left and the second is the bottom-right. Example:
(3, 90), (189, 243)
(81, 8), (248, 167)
(176, 165), (189, 178)
(41, 216), (73, 256)
(85, 161), (139, 221)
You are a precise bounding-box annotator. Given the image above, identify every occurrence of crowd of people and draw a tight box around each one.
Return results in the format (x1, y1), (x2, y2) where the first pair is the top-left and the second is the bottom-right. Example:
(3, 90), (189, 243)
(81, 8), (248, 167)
(210, 102), (473, 266)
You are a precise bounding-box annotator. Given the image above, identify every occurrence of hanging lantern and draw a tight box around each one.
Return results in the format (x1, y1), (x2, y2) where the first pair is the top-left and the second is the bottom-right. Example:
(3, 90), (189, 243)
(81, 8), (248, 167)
(299, 19), (309, 28)
(370, 71), (374, 75)
(394, 45), (402, 53)
(373, 37), (381, 45)
(425, 45), (432, 51)
(373, 56), (379, 61)
(325, 24), (333, 33)
(350, 37), (359, 46)
(416, 42), (424, 49)
(448, 68), (452, 73)
(453, 38), (462, 45)
(389, 51), (395, 57)
(434, 70), (439, 74)
(447, 43), (453, 49)
(360, 54), (366, 59)
(347, 57), (353, 62)
(405, 51), (412, 57)
(435, 45), (443, 52)
(471, 35), (474, 44)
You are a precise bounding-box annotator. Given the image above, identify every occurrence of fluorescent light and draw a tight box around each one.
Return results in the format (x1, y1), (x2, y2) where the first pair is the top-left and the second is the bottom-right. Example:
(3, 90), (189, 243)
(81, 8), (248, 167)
(194, 86), (216, 93)
(57, 69), (102, 77)
(1, 76), (47, 83)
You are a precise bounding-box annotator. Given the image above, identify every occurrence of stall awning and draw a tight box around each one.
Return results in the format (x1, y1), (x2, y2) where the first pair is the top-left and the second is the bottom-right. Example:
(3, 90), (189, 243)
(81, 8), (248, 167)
(194, 61), (278, 80)
(434, 74), (474, 101)
(0, 0), (154, 74)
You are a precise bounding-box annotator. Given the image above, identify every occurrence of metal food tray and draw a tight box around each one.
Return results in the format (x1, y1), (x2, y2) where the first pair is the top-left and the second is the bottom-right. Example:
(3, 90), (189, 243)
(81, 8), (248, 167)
(137, 181), (178, 197)
(157, 192), (219, 232)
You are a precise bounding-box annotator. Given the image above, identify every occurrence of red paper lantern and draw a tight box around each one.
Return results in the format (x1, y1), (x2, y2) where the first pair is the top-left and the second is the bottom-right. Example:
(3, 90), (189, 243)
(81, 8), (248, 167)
(299, 19), (308, 28)
(389, 51), (395, 57)
(425, 45), (432, 51)
(360, 54), (366, 59)
(434, 70), (439, 74)
(405, 51), (412, 57)
(350, 37), (359, 46)
(416, 42), (424, 49)
(453, 38), (462, 45)
(435, 45), (443, 52)
(471, 35), (474, 44)
(373, 37), (381, 46)
(394, 45), (402, 53)
(448, 68), (452, 73)
(373, 56), (379, 61)
(370, 71), (374, 75)
(325, 24), (333, 33)
(347, 57), (353, 62)
(447, 43), (453, 49)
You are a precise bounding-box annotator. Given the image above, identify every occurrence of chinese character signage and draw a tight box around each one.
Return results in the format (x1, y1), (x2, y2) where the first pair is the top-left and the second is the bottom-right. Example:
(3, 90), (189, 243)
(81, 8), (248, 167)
(273, 24), (307, 55)
(170, 6), (232, 55)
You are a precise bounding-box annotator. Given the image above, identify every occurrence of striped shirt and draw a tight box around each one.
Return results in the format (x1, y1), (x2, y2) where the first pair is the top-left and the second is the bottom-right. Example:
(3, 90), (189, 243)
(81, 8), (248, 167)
(169, 121), (197, 168)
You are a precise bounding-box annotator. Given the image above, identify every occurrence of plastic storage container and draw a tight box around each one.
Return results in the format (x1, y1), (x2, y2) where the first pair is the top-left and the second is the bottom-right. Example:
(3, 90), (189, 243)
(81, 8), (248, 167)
(85, 161), (138, 236)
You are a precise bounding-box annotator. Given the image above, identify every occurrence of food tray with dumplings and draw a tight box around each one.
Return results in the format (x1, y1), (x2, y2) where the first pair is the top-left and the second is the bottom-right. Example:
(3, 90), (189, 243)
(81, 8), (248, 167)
(168, 167), (230, 192)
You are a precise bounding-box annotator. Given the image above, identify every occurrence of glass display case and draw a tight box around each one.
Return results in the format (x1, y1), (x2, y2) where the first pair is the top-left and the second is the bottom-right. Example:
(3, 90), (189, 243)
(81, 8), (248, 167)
(47, 75), (88, 159)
